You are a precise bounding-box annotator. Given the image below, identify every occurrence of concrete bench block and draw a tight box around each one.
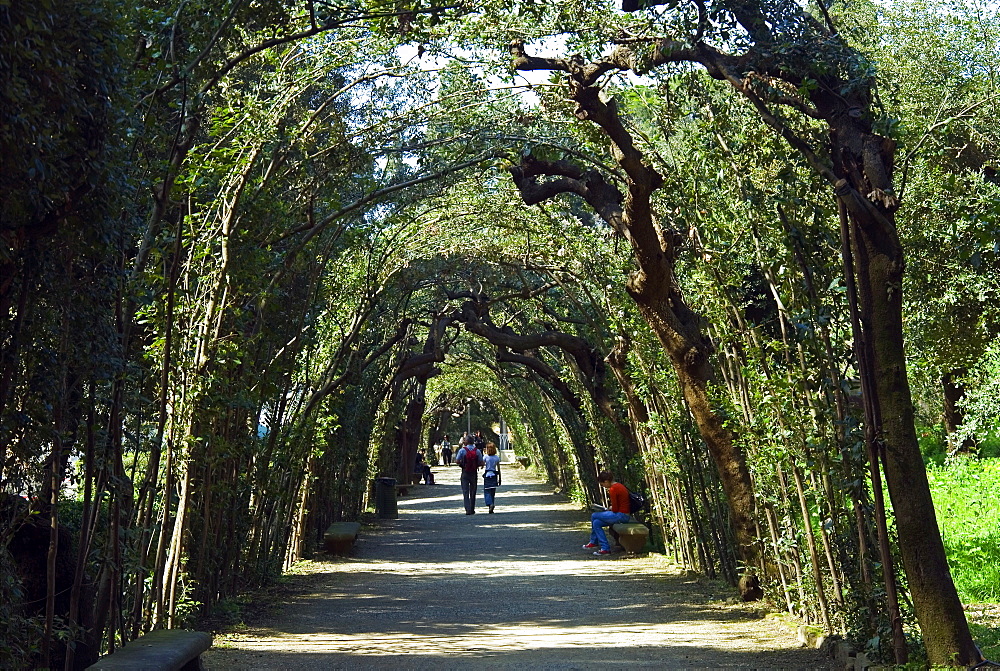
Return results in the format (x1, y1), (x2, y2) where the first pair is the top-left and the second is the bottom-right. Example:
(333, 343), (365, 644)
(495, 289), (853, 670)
(86, 629), (212, 670)
(612, 523), (649, 553)
(324, 521), (361, 555)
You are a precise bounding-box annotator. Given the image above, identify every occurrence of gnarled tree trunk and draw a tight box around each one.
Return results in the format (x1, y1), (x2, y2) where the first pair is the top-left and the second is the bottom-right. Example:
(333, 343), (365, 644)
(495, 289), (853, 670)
(509, 44), (763, 579)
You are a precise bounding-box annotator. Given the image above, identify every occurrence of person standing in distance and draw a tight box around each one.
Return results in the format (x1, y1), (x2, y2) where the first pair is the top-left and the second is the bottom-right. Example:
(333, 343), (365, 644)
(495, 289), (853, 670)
(456, 436), (483, 514)
(583, 471), (630, 555)
(441, 435), (453, 466)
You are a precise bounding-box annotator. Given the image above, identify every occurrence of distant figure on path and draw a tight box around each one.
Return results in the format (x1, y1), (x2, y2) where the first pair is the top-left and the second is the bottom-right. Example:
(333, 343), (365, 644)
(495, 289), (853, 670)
(441, 435), (453, 466)
(482, 442), (501, 514)
(582, 470), (630, 555)
(456, 436), (483, 514)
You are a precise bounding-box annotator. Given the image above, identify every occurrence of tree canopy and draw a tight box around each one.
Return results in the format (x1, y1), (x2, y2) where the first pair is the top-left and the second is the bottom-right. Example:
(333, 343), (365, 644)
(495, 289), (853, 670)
(1, 0), (998, 667)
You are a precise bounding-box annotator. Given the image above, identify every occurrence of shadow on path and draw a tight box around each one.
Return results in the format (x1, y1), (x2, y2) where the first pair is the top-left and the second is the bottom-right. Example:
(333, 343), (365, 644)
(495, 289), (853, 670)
(204, 465), (832, 669)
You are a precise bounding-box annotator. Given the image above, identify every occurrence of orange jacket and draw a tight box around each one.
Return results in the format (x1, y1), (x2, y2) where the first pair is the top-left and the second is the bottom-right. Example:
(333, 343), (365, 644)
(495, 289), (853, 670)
(608, 482), (629, 514)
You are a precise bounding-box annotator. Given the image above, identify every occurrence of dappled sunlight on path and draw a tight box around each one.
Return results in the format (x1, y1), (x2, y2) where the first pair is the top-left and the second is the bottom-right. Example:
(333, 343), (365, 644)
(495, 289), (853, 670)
(204, 465), (832, 669)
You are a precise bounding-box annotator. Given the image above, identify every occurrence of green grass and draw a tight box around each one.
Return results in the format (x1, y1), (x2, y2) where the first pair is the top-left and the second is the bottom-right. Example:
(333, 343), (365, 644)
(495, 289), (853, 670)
(927, 457), (1000, 604)
(918, 426), (948, 465)
(916, 425), (1000, 464)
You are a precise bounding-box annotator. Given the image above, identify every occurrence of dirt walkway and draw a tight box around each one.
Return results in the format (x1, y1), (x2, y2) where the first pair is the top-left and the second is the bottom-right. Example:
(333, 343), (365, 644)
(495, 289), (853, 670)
(204, 464), (832, 669)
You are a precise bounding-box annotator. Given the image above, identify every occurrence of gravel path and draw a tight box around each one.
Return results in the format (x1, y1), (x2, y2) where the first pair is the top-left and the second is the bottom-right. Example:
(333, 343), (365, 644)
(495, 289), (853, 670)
(204, 464), (832, 670)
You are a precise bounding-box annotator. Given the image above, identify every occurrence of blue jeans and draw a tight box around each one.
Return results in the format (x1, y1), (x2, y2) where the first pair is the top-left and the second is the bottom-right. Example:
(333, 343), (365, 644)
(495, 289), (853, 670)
(484, 487), (496, 507)
(591, 511), (631, 551)
(461, 471), (478, 512)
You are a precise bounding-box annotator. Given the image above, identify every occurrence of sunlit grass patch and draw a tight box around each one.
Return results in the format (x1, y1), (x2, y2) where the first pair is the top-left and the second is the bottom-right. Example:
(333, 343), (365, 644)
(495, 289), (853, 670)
(927, 457), (1000, 604)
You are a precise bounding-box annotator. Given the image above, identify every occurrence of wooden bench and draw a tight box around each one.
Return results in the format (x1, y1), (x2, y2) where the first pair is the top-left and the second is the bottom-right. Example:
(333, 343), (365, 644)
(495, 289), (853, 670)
(324, 521), (361, 555)
(611, 523), (649, 553)
(86, 629), (211, 670)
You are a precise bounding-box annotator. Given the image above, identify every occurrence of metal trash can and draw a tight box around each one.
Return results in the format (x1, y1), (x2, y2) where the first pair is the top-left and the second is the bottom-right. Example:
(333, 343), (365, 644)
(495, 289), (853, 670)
(374, 477), (398, 519)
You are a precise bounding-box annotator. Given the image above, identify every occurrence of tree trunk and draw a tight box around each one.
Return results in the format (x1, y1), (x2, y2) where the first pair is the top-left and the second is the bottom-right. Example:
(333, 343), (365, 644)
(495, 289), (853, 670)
(507, 49), (763, 577)
(397, 396), (425, 485)
(630, 297), (760, 571)
(839, 178), (980, 665)
(792, 464), (831, 631)
(942, 369), (974, 453)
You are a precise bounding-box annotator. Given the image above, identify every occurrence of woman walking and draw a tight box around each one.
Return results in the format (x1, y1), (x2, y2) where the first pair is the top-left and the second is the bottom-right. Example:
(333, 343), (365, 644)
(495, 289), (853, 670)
(482, 442), (501, 513)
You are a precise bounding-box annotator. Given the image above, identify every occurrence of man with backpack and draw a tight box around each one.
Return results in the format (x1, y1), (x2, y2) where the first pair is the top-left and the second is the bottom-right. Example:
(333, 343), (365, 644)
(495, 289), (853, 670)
(456, 435), (483, 514)
(582, 470), (632, 555)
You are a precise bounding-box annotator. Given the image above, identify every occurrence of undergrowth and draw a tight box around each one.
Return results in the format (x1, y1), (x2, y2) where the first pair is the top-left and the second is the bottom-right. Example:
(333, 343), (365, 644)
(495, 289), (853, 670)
(926, 456), (1000, 604)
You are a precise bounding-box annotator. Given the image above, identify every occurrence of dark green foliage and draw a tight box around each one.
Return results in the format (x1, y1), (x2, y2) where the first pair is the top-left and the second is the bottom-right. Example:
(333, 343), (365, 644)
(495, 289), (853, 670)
(0, 0), (125, 234)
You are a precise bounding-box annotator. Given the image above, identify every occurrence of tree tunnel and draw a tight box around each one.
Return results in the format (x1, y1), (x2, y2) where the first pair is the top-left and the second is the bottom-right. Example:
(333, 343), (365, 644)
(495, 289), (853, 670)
(3, 0), (997, 667)
(357, 261), (649, 516)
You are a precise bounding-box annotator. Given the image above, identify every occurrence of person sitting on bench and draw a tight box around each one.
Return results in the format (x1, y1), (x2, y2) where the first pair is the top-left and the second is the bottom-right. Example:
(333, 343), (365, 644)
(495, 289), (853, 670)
(582, 470), (630, 555)
(415, 450), (435, 484)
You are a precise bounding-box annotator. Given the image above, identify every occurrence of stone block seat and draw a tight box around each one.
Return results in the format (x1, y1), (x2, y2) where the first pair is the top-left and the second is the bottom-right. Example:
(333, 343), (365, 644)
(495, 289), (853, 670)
(611, 523), (649, 553)
(324, 521), (361, 555)
(86, 629), (212, 670)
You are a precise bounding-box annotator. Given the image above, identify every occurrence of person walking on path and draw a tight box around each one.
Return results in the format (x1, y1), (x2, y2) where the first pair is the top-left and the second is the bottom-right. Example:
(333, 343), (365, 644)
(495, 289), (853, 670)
(441, 435), (453, 466)
(456, 436), (483, 514)
(583, 470), (631, 555)
(482, 442), (501, 514)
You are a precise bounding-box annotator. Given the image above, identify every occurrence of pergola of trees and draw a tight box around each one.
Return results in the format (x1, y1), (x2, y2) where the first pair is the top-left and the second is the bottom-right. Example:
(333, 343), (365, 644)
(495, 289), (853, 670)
(1, 0), (998, 668)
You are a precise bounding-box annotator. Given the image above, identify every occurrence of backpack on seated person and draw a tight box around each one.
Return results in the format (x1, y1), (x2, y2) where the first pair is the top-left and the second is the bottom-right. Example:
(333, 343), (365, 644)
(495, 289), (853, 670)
(628, 489), (647, 515)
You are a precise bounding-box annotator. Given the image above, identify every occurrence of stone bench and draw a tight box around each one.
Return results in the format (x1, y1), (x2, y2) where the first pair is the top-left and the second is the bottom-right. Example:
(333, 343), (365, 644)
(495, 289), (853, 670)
(86, 629), (211, 670)
(324, 521), (361, 555)
(611, 523), (649, 553)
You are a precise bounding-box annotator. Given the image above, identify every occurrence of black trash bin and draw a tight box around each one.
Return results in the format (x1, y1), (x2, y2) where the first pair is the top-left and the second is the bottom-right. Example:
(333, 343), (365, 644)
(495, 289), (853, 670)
(374, 477), (398, 519)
